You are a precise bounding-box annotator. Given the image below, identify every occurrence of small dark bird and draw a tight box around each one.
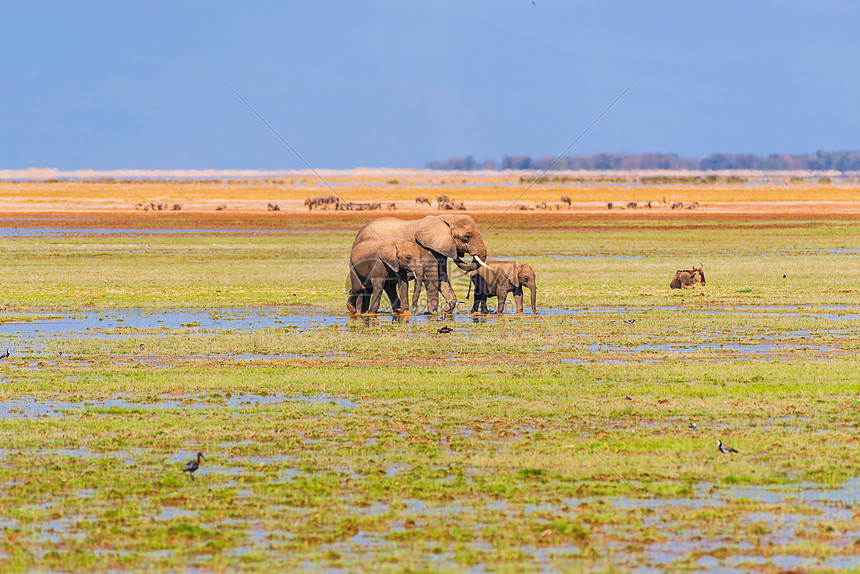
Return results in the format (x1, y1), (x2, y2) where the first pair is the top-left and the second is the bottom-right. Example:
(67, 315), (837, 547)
(438, 312), (447, 321)
(688, 422), (698, 429)
(623, 319), (636, 324)
(717, 440), (738, 454)
(437, 326), (453, 334)
(0, 348), (9, 360)
(139, 343), (145, 350)
(183, 452), (205, 480)
(783, 274), (786, 278)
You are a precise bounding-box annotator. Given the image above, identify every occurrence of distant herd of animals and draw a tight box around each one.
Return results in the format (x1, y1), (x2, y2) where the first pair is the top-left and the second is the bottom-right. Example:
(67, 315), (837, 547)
(309, 195), (701, 212)
(607, 199), (699, 210)
(305, 196), (396, 211)
(135, 202), (183, 211)
(135, 195), (702, 213)
(344, 213), (706, 316)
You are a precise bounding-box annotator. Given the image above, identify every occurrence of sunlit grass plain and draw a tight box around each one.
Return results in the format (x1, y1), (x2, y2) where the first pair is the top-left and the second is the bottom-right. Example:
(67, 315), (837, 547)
(0, 197), (859, 571)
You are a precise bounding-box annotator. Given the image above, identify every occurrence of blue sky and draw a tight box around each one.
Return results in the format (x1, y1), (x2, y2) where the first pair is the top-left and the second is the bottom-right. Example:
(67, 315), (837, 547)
(1, 1), (858, 169)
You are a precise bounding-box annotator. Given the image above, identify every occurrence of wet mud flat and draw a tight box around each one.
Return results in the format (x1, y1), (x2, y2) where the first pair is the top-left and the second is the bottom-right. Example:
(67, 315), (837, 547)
(1, 304), (858, 367)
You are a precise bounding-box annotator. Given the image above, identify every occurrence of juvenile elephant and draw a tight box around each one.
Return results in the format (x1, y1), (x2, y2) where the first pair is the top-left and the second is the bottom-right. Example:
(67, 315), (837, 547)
(468, 259), (537, 314)
(351, 215), (490, 314)
(347, 238), (433, 314)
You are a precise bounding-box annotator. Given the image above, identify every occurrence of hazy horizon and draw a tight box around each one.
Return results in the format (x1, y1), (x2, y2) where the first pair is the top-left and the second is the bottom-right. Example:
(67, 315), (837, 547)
(3, 1), (859, 170)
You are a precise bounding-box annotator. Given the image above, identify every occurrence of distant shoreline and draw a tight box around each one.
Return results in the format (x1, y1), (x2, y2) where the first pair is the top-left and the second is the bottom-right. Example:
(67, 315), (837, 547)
(1, 167), (858, 180)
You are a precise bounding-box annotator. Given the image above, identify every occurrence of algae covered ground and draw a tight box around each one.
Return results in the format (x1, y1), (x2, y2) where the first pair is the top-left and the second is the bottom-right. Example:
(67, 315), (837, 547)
(0, 215), (859, 572)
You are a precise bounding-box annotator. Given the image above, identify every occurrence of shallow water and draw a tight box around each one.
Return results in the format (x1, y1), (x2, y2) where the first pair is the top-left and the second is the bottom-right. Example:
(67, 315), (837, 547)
(0, 228), (353, 238)
(588, 341), (843, 355)
(0, 393), (356, 419)
(3, 304), (857, 341)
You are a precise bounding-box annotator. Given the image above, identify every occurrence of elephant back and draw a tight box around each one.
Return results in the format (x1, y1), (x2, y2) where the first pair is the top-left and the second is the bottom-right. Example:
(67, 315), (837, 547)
(352, 217), (413, 247)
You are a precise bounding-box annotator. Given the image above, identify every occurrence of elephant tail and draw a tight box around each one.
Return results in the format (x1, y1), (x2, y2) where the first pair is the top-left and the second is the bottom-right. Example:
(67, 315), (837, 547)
(466, 277), (472, 299)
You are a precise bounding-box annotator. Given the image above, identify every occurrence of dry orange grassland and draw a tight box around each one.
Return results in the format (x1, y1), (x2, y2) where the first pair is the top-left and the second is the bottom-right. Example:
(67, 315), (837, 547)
(0, 173), (859, 228)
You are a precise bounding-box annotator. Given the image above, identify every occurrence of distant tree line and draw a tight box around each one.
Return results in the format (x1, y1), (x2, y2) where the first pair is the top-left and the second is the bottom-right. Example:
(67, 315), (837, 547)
(427, 151), (860, 172)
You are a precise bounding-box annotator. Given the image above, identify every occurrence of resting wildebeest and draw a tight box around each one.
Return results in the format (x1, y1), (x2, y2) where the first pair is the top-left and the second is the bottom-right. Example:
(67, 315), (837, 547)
(670, 267), (706, 289)
(267, 202), (280, 211)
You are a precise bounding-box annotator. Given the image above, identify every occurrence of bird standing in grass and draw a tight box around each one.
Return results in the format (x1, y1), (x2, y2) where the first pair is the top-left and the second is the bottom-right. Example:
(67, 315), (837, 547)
(183, 452), (205, 480)
(437, 326), (453, 334)
(717, 440), (738, 454)
(0, 348), (9, 360)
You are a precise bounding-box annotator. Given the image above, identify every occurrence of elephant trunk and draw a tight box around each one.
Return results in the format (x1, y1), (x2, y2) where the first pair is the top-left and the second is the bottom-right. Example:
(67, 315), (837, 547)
(452, 257), (479, 272)
(452, 236), (489, 271)
(529, 284), (537, 313)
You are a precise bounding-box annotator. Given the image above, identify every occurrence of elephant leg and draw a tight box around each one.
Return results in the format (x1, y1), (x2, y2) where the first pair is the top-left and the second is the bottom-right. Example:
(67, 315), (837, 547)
(397, 277), (410, 313)
(435, 256), (457, 313)
(497, 290), (509, 314)
(384, 278), (401, 313)
(347, 267), (363, 314)
(358, 292), (371, 313)
(439, 280), (457, 314)
(368, 277), (387, 314)
(513, 286), (524, 314)
(480, 296), (489, 314)
(425, 290), (439, 314)
(347, 291), (359, 314)
(409, 279), (423, 314)
(470, 297), (480, 313)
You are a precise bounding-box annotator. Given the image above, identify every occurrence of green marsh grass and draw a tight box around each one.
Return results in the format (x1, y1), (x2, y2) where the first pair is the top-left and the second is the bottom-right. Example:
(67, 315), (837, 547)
(0, 219), (858, 571)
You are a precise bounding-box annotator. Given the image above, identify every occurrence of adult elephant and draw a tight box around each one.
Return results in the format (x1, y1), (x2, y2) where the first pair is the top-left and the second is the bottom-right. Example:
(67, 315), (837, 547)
(351, 215), (490, 313)
(347, 238), (435, 315)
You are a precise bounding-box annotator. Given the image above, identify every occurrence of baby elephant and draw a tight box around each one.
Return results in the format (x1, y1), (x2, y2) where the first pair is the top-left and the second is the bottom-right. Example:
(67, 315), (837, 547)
(670, 267), (706, 289)
(347, 238), (430, 314)
(468, 259), (537, 314)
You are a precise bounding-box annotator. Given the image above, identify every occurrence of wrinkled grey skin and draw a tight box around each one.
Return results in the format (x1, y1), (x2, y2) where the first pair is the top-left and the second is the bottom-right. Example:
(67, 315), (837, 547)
(347, 239), (433, 314)
(351, 215), (489, 314)
(468, 259), (537, 314)
(669, 267), (705, 289)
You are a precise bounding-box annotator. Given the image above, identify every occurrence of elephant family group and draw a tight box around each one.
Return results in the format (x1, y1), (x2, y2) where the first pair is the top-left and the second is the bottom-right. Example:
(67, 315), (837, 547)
(347, 214), (537, 315)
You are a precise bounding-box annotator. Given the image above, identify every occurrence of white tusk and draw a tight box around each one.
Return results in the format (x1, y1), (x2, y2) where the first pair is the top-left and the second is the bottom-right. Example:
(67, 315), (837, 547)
(474, 254), (492, 271)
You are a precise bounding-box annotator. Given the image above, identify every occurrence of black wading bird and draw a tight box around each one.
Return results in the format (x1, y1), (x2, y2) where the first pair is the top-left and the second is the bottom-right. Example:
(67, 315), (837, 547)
(717, 440), (738, 454)
(0, 348), (9, 360)
(183, 452), (205, 480)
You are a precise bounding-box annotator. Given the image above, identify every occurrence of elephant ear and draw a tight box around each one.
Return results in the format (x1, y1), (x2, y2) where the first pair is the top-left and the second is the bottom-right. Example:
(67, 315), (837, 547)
(414, 217), (457, 259)
(517, 263), (530, 285)
(378, 240), (400, 272)
(506, 263), (520, 288)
